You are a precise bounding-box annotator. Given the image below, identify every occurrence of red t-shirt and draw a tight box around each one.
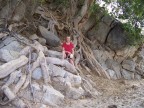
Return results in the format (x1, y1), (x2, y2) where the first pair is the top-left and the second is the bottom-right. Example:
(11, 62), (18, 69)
(62, 42), (74, 53)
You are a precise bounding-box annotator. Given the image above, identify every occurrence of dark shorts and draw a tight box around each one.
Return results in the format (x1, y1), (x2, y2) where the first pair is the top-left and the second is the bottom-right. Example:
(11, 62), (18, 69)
(65, 53), (71, 59)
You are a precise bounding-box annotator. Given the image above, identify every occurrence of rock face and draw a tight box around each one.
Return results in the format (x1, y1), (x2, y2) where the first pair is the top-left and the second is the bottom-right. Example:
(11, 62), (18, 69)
(0, 0), (26, 22)
(121, 69), (134, 80)
(87, 22), (111, 43)
(65, 86), (84, 99)
(122, 59), (136, 72)
(39, 26), (60, 47)
(43, 85), (64, 106)
(106, 23), (128, 50)
(0, 37), (24, 62)
(106, 69), (117, 80)
(0, 49), (20, 62)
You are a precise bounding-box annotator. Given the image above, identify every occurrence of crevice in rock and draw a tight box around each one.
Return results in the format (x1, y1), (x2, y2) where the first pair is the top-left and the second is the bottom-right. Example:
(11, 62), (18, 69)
(104, 20), (117, 45)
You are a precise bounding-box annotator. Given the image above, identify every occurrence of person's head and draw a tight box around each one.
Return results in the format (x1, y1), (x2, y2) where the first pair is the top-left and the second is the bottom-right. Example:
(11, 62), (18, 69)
(66, 36), (71, 43)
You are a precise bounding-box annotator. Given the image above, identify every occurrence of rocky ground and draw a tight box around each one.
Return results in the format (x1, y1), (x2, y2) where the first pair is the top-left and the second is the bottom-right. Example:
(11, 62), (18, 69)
(63, 77), (144, 108)
(2, 69), (144, 108)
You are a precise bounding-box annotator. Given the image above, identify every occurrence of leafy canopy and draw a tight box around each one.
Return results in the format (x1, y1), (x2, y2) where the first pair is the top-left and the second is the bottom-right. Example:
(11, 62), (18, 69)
(102, 0), (144, 45)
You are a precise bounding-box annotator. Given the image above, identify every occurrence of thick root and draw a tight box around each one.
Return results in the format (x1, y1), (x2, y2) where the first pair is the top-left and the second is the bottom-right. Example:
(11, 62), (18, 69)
(2, 70), (21, 87)
(0, 56), (28, 79)
(13, 74), (26, 94)
(46, 57), (77, 74)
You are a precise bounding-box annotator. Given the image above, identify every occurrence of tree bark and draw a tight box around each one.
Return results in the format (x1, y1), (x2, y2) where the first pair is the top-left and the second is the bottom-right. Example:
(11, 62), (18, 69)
(0, 55), (28, 79)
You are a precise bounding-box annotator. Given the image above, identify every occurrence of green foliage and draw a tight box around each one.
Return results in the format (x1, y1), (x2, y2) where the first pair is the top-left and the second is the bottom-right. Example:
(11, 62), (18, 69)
(103, 0), (144, 46)
(122, 22), (144, 46)
(89, 2), (108, 17)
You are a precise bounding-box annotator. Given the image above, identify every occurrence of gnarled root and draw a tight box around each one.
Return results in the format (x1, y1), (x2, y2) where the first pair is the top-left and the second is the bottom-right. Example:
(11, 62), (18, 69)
(0, 56), (28, 79)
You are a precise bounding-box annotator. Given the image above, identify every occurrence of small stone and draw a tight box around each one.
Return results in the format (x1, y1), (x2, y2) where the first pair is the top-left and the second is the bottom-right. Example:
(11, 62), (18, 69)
(32, 68), (42, 80)
(29, 34), (39, 40)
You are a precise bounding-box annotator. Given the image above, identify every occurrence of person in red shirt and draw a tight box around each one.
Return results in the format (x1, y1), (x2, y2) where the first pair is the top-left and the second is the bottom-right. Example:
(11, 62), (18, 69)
(62, 36), (74, 65)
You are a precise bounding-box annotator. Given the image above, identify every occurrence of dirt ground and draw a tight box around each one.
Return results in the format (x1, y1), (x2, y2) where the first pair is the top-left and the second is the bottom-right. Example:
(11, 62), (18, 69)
(62, 71), (144, 108)
(1, 71), (144, 108)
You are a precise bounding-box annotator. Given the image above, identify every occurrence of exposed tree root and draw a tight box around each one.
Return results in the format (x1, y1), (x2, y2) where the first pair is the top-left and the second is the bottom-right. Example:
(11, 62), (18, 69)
(0, 56), (28, 79)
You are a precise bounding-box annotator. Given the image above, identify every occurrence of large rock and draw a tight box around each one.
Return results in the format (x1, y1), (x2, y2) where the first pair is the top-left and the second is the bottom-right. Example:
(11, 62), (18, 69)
(42, 85), (64, 105)
(87, 22), (111, 43)
(65, 86), (84, 99)
(49, 64), (81, 87)
(121, 69), (134, 80)
(52, 77), (67, 91)
(122, 59), (136, 72)
(101, 15), (114, 26)
(0, 40), (4, 48)
(106, 23), (128, 50)
(49, 64), (66, 77)
(3, 36), (17, 45)
(0, 38), (24, 62)
(39, 26), (60, 47)
(116, 46), (137, 57)
(12, 2), (26, 22)
(0, 0), (25, 22)
(106, 69), (117, 80)
(1, 41), (24, 52)
(93, 50), (115, 70)
(105, 59), (122, 79)
(0, 49), (20, 62)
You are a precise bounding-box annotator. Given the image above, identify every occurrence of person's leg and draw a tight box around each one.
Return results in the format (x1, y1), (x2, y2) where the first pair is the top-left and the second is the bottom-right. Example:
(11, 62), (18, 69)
(69, 58), (74, 66)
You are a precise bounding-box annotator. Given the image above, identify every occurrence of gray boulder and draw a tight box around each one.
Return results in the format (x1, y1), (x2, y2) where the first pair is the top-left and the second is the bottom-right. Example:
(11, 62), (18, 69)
(3, 36), (17, 45)
(32, 68), (42, 80)
(49, 64), (66, 77)
(2, 41), (24, 52)
(43, 85), (64, 105)
(106, 69), (117, 80)
(0, 40), (4, 48)
(121, 69), (134, 80)
(101, 15), (114, 26)
(106, 23), (128, 50)
(105, 59), (122, 79)
(87, 22), (111, 43)
(0, 0), (25, 22)
(39, 26), (60, 47)
(65, 86), (84, 100)
(122, 59), (136, 72)
(0, 49), (20, 62)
